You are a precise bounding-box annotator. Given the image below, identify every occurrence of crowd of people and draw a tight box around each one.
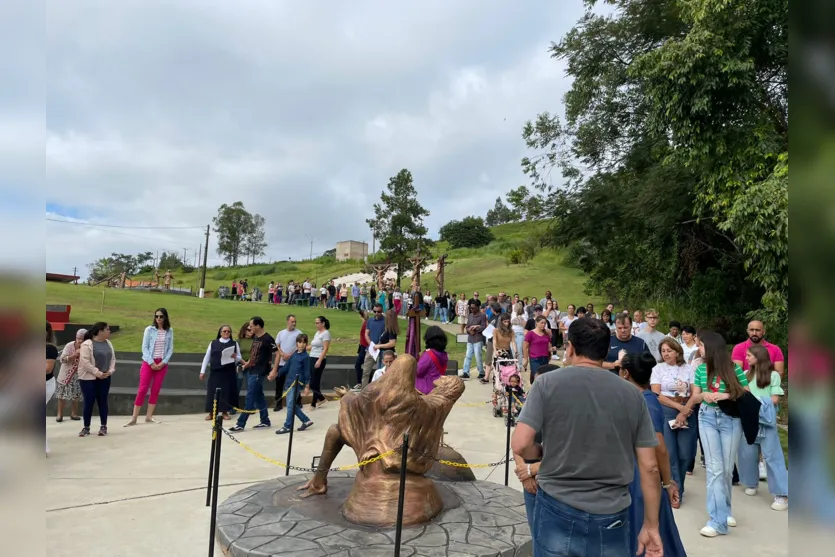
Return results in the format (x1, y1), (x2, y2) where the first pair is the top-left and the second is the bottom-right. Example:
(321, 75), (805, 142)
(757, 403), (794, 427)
(45, 288), (788, 556)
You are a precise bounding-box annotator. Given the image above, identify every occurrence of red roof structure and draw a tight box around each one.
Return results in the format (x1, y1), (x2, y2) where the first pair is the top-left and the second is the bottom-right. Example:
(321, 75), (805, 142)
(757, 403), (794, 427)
(46, 272), (80, 283)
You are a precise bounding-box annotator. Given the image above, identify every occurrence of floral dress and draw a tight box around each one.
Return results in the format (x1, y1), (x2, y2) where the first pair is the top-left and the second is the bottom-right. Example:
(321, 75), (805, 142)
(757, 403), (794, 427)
(55, 344), (82, 401)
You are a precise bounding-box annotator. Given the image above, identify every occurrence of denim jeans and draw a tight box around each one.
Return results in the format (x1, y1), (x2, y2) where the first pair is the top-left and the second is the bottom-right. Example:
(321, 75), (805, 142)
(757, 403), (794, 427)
(236, 372), (270, 428)
(283, 384), (310, 429)
(514, 332), (525, 369)
(359, 295), (369, 311)
(433, 304), (440, 320)
(529, 356), (549, 381)
(738, 424), (789, 497)
(440, 307), (448, 323)
(662, 405), (698, 498)
(462, 341), (484, 377)
(533, 488), (629, 557)
(523, 489), (535, 533)
(698, 405), (741, 533)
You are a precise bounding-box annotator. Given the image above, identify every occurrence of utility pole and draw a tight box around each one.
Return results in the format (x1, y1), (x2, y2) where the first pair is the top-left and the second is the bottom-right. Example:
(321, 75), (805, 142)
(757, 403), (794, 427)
(183, 247), (190, 265)
(199, 225), (210, 298)
(72, 266), (78, 284)
(195, 245), (200, 267)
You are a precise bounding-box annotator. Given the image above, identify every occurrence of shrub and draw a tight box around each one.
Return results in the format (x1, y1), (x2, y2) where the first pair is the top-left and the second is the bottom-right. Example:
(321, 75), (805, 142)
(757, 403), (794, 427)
(439, 216), (495, 249)
(212, 271), (228, 281)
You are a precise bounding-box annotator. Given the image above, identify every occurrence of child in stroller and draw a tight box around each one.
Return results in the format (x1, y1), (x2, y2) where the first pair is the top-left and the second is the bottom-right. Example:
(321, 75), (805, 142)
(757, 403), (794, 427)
(492, 358), (526, 422)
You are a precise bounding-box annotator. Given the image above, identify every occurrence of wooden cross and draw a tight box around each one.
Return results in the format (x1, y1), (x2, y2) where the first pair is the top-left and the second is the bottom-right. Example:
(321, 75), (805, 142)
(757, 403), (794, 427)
(408, 245), (429, 292)
(434, 253), (452, 293)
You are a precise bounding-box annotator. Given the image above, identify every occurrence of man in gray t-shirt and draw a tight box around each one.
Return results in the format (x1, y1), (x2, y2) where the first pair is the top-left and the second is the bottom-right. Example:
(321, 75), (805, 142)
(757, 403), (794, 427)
(637, 309), (666, 362)
(512, 318), (663, 557)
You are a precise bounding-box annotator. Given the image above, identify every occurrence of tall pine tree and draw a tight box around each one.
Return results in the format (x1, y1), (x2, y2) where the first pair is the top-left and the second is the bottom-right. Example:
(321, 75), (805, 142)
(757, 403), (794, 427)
(366, 169), (432, 286)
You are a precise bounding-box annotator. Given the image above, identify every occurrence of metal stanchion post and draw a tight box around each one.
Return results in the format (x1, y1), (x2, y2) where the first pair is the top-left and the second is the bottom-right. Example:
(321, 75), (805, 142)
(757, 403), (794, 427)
(208, 413), (223, 557)
(393, 433), (410, 557)
(505, 386), (513, 487)
(206, 388), (220, 506)
(285, 381), (297, 477)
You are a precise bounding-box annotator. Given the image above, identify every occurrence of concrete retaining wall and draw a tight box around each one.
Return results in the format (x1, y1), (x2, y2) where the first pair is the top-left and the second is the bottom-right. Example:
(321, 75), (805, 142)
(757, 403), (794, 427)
(47, 352), (460, 415)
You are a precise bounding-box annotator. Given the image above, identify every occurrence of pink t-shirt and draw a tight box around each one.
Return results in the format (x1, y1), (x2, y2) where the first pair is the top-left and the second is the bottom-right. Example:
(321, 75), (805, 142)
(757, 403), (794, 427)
(525, 330), (551, 359)
(731, 339), (784, 371)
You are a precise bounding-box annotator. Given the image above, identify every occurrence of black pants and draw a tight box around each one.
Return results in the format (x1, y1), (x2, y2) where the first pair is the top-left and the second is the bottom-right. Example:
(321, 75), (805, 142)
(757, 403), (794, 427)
(310, 358), (326, 407)
(354, 346), (367, 385)
(80, 377), (111, 428)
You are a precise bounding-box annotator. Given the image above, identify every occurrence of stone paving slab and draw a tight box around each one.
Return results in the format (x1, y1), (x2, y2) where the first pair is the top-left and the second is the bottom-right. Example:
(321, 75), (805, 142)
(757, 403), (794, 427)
(216, 472), (532, 557)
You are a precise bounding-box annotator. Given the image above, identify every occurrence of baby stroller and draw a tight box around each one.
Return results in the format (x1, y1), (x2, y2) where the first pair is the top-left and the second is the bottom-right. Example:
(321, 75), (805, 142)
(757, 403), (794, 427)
(491, 357), (522, 423)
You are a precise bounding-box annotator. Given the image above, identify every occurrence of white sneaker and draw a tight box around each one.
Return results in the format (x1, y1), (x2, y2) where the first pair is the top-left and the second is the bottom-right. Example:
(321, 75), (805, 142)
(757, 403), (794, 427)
(744, 487), (758, 496)
(700, 526), (719, 538)
(771, 497), (788, 511)
(727, 516), (737, 528)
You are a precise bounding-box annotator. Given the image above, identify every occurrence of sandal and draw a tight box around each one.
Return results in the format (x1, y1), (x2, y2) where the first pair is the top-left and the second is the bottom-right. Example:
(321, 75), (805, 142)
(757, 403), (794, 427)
(222, 413), (230, 420)
(56, 417), (63, 423)
(205, 414), (214, 421)
(70, 416), (81, 421)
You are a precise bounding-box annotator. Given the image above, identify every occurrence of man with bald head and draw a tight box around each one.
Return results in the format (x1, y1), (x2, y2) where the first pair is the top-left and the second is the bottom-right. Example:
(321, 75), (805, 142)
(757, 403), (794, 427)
(731, 320), (785, 377)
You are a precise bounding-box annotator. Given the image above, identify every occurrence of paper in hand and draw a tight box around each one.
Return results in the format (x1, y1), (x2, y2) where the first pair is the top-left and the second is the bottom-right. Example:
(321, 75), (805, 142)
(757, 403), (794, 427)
(483, 324), (495, 339)
(368, 342), (380, 361)
(221, 346), (237, 366)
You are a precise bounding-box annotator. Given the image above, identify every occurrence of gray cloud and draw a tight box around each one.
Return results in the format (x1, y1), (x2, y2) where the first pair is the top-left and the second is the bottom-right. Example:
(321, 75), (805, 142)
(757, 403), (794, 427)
(43, 0), (580, 273)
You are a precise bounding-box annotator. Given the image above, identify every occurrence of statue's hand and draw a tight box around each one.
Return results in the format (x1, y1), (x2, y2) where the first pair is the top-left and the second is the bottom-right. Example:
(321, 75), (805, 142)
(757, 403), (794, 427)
(297, 477), (328, 498)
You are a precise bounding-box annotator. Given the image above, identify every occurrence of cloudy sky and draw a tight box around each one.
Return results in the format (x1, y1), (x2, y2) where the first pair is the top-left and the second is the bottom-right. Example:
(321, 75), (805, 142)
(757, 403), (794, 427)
(42, 0), (584, 276)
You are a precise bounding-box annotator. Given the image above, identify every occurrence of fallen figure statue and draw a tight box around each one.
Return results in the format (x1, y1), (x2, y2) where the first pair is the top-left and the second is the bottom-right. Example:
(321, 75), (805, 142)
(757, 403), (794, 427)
(296, 354), (465, 526)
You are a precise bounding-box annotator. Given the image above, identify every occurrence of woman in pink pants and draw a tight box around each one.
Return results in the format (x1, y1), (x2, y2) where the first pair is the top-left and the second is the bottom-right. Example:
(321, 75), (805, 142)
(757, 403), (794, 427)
(124, 308), (174, 426)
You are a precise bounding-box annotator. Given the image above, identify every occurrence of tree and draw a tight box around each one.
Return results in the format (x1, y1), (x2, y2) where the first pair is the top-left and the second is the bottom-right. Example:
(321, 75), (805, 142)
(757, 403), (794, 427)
(213, 202), (264, 266)
(86, 251), (154, 281)
(520, 0), (787, 335)
(505, 185), (549, 221)
(243, 214), (267, 264)
(484, 197), (514, 227)
(366, 169), (432, 286)
(158, 251), (182, 271)
(439, 216), (494, 249)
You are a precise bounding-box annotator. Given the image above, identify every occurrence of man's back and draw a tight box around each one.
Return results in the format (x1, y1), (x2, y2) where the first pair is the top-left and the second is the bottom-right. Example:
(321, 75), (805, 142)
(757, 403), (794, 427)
(518, 365), (657, 515)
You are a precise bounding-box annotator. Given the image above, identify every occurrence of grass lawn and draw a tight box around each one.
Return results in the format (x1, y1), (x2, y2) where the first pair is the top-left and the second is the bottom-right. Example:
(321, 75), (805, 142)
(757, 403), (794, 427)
(46, 282), (470, 362)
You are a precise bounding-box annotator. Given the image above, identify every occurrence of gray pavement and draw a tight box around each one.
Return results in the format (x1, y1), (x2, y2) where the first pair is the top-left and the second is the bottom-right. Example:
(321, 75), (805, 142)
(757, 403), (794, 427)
(45, 380), (787, 557)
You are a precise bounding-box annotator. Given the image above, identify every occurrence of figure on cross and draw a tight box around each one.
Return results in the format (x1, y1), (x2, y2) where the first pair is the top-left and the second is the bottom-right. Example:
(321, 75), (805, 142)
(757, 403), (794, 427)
(369, 263), (391, 292)
(434, 253), (452, 293)
(408, 247), (429, 292)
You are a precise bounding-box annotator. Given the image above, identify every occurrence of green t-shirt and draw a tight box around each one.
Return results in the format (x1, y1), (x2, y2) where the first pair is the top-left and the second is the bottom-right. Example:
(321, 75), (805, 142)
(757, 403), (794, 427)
(693, 363), (749, 406)
(746, 371), (784, 400)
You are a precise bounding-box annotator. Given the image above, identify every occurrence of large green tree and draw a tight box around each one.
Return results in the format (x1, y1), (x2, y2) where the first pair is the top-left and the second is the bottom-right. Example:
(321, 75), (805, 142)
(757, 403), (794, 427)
(521, 0), (787, 335)
(213, 202), (266, 266)
(439, 216), (494, 249)
(366, 169), (432, 286)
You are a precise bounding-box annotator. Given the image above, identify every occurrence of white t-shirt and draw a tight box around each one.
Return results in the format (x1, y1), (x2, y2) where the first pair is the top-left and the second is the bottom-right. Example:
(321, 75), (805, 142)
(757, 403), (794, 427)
(276, 328), (303, 366)
(423, 295), (432, 305)
(372, 367), (387, 382)
(320, 287), (327, 296)
(681, 342), (700, 364)
(302, 281), (311, 293)
(309, 330), (332, 358)
(393, 292), (402, 301)
(559, 315), (577, 331)
(650, 363), (694, 397)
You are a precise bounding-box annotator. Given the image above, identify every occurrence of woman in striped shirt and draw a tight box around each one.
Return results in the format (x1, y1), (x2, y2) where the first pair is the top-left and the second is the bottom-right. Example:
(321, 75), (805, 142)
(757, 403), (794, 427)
(125, 308), (174, 426)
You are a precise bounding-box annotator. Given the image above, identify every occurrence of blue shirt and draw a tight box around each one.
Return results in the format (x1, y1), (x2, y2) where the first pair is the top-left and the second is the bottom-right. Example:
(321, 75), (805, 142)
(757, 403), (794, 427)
(606, 335), (649, 363)
(366, 316), (386, 344)
(283, 350), (311, 389)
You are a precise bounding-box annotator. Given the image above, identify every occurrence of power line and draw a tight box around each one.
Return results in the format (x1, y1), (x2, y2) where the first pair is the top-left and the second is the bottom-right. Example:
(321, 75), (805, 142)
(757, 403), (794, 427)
(45, 217), (205, 230)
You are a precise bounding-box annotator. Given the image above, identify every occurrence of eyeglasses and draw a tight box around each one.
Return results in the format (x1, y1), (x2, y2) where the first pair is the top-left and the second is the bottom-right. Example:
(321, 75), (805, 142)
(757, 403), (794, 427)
(155, 314), (165, 319)
(221, 330), (231, 334)
(646, 315), (659, 320)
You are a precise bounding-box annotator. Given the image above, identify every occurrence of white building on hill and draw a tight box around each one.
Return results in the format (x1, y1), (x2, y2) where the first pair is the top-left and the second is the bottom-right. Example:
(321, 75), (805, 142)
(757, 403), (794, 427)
(335, 240), (368, 262)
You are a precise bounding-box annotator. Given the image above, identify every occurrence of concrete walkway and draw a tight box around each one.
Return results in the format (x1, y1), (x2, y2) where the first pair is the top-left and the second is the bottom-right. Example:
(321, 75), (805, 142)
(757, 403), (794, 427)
(45, 381), (787, 557)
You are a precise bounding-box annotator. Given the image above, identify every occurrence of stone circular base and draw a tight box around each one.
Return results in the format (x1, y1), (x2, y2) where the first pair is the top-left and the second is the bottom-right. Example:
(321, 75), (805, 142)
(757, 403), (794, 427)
(216, 472), (532, 557)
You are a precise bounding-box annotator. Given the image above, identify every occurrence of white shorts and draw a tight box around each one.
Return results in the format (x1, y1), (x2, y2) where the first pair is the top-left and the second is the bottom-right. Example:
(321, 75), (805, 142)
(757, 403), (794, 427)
(457, 316), (466, 325)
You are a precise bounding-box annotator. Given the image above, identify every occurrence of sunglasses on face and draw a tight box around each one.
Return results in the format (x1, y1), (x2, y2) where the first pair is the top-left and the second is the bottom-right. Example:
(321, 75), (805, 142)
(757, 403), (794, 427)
(155, 314), (165, 319)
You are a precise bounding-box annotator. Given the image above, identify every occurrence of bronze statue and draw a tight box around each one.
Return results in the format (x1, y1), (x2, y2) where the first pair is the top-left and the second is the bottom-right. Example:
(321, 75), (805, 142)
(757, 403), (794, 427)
(408, 248), (429, 292)
(369, 264), (391, 293)
(119, 271), (127, 289)
(434, 253), (451, 293)
(163, 269), (173, 290)
(297, 354), (465, 526)
(154, 268), (161, 285)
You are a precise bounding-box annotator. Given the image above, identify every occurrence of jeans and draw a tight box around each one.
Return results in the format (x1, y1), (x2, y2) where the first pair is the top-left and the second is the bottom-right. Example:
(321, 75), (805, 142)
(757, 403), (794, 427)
(515, 332), (525, 369)
(80, 377), (111, 428)
(354, 346), (367, 385)
(236, 372), (270, 428)
(439, 307), (448, 323)
(661, 405), (698, 498)
(533, 488), (629, 557)
(529, 356), (549, 381)
(309, 295), (317, 307)
(698, 405), (742, 533)
(523, 490), (536, 534)
(462, 341), (484, 377)
(738, 424), (789, 497)
(283, 384), (310, 429)
(328, 295), (336, 308)
(359, 295), (369, 311)
(433, 304), (440, 320)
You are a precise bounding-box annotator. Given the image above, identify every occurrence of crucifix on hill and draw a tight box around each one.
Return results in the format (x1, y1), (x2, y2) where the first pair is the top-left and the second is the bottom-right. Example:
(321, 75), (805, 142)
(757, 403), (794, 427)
(434, 253), (452, 294)
(408, 245), (429, 293)
(369, 263), (391, 292)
